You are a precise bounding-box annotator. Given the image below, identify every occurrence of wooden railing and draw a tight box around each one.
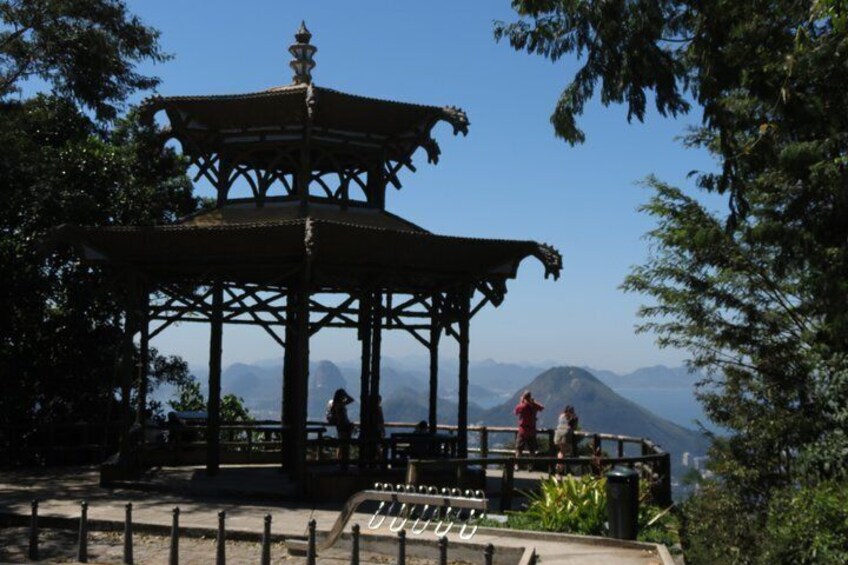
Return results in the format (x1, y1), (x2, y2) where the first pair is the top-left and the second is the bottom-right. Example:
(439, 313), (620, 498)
(1, 419), (671, 506)
(407, 452), (672, 511)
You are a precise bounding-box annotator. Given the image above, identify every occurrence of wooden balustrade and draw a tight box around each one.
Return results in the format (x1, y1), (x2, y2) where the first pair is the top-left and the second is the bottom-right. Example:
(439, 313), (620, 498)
(1, 419), (672, 506)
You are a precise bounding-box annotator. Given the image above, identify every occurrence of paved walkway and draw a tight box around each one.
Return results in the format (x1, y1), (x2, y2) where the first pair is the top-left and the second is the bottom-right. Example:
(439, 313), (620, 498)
(0, 466), (671, 564)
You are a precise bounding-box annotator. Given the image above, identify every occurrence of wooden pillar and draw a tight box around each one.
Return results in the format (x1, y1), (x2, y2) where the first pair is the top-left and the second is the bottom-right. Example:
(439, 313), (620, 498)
(135, 289), (150, 427)
(290, 283), (311, 482)
(358, 292), (372, 465)
(428, 294), (441, 433)
(282, 293), (297, 473)
(457, 288), (471, 458)
(207, 282), (224, 476)
(118, 273), (139, 463)
(370, 292), (382, 423)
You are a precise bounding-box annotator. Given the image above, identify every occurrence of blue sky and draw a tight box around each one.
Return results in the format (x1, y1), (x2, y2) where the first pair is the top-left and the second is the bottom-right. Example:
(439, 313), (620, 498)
(116, 1), (721, 373)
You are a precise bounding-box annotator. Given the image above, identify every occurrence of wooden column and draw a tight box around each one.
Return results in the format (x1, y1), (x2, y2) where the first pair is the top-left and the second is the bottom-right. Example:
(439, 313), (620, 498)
(428, 294), (441, 433)
(135, 288), (150, 429)
(290, 282), (311, 482)
(366, 162), (385, 210)
(457, 288), (471, 458)
(358, 292), (372, 465)
(370, 293), (383, 416)
(206, 282), (224, 476)
(367, 291), (383, 461)
(282, 293), (297, 473)
(118, 273), (139, 463)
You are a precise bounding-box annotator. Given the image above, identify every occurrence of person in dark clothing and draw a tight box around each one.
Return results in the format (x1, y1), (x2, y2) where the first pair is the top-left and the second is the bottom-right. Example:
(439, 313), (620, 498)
(374, 394), (386, 461)
(327, 388), (355, 467)
(514, 391), (544, 464)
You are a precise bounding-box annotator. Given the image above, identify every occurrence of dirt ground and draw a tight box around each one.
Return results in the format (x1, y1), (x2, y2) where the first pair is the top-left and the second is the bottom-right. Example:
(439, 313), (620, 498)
(0, 527), (474, 564)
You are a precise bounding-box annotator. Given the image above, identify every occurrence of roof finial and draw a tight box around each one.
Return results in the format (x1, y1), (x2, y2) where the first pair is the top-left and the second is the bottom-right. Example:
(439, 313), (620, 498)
(289, 21), (317, 85)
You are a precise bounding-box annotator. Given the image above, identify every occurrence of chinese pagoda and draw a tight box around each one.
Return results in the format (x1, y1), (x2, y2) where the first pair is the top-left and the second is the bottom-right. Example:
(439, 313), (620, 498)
(56, 24), (561, 494)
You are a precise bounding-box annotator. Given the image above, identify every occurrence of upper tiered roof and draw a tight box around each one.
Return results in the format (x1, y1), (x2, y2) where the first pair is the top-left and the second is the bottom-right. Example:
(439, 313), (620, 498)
(51, 24), (562, 289)
(141, 23), (468, 209)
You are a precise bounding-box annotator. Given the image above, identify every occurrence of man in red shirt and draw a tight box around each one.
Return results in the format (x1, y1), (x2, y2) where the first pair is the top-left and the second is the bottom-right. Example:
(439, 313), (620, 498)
(514, 391), (544, 463)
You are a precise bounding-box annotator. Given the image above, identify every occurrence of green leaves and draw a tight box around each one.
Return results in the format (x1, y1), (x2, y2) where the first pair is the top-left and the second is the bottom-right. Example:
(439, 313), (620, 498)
(495, 0), (691, 145)
(513, 475), (609, 535)
(499, 0), (848, 558)
(1, 0), (168, 122)
(0, 95), (195, 430)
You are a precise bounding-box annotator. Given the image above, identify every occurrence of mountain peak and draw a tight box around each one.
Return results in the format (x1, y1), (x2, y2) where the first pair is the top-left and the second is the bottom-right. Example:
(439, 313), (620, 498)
(313, 360), (347, 390)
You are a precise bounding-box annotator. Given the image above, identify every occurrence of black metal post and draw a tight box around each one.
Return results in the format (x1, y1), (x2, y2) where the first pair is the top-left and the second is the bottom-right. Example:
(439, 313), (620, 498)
(169, 507), (179, 565)
(77, 501), (88, 563)
(306, 518), (317, 565)
(397, 529), (406, 565)
(350, 523), (360, 565)
(484, 543), (494, 565)
(123, 503), (133, 565)
(438, 536), (448, 565)
(28, 499), (38, 561)
(216, 510), (226, 565)
(260, 514), (271, 565)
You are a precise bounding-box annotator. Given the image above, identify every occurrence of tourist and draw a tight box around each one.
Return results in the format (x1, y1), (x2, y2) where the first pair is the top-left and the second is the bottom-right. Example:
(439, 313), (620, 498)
(555, 405), (579, 474)
(375, 394), (386, 461)
(409, 420), (431, 458)
(327, 388), (355, 467)
(514, 391), (544, 466)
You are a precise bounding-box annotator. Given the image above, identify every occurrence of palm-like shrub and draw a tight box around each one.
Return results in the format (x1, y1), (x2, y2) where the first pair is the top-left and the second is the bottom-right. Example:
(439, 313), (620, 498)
(514, 475), (608, 535)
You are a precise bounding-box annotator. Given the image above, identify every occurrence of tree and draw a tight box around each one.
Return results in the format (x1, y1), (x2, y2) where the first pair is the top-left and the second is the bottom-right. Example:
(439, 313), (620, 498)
(0, 1), (196, 451)
(1, 0), (168, 121)
(497, 1), (848, 561)
(168, 378), (252, 424)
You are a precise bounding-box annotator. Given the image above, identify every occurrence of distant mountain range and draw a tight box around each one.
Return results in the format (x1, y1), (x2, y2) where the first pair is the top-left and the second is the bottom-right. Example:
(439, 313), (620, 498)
(167, 357), (710, 476)
(481, 367), (708, 463)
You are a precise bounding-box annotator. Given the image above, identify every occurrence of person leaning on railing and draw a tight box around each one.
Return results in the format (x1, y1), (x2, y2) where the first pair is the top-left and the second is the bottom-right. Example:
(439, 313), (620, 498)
(554, 405), (579, 474)
(326, 388), (355, 469)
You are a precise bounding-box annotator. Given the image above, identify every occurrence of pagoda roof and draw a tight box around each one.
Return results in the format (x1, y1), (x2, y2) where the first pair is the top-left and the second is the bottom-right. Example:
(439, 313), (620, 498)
(142, 83), (469, 168)
(52, 208), (561, 292)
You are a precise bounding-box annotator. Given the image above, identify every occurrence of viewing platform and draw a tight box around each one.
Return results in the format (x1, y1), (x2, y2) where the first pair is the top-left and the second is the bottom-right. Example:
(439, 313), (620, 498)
(0, 466), (674, 564)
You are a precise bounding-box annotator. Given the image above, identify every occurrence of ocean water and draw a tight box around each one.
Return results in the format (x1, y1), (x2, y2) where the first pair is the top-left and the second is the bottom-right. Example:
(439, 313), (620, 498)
(614, 387), (723, 434)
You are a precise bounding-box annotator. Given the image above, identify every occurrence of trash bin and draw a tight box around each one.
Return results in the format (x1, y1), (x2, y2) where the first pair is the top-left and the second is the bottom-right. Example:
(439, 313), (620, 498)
(606, 466), (639, 540)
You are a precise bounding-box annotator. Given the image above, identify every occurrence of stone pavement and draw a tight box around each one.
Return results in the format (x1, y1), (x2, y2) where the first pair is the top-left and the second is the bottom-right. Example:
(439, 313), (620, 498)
(0, 466), (672, 564)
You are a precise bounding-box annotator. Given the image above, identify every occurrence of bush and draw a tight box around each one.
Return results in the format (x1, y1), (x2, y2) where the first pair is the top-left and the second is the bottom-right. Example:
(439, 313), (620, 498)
(482, 474), (679, 549)
(762, 481), (848, 565)
(515, 475), (608, 535)
(680, 482), (762, 565)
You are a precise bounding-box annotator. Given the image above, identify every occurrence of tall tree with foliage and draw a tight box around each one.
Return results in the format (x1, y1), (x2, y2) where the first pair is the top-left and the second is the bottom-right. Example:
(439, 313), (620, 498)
(496, 1), (848, 562)
(0, 0), (197, 452)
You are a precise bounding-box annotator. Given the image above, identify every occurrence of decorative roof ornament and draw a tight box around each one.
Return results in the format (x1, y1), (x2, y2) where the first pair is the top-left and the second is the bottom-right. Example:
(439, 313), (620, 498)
(289, 21), (317, 85)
